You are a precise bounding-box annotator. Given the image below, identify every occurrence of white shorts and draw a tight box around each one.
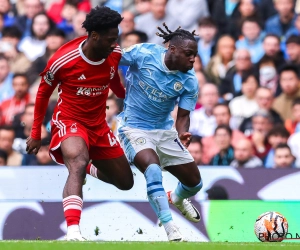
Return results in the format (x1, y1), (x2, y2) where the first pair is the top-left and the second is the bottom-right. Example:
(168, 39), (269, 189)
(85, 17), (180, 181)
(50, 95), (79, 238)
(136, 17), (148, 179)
(118, 126), (194, 169)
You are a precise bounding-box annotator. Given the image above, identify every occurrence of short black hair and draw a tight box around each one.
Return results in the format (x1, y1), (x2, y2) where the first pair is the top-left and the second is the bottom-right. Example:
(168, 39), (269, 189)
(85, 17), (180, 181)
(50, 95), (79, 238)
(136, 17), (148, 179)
(13, 73), (29, 83)
(0, 125), (15, 134)
(82, 6), (123, 34)
(267, 125), (290, 140)
(2, 26), (22, 39)
(292, 97), (300, 107)
(124, 30), (148, 43)
(198, 17), (217, 28)
(47, 28), (66, 38)
(263, 34), (280, 43)
(279, 64), (299, 79)
(190, 135), (202, 147)
(286, 34), (300, 45)
(0, 149), (8, 165)
(241, 69), (259, 84)
(213, 103), (231, 115)
(156, 22), (197, 44)
(241, 16), (262, 29)
(214, 124), (232, 137)
(275, 143), (292, 154)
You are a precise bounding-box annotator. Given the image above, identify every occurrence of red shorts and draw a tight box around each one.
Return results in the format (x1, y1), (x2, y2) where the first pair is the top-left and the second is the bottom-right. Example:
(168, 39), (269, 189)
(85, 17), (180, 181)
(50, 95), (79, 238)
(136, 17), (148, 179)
(49, 119), (124, 165)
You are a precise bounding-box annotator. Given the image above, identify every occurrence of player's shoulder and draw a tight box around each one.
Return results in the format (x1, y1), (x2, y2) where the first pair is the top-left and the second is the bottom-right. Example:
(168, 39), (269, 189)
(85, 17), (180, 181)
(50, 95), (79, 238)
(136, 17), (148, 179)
(110, 44), (122, 60)
(181, 69), (198, 92)
(123, 43), (164, 55)
(47, 36), (86, 67)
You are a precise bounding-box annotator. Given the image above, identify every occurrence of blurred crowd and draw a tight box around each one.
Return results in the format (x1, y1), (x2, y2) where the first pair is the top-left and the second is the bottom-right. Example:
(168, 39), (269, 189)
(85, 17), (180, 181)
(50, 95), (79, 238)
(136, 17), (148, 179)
(1, 0), (300, 168)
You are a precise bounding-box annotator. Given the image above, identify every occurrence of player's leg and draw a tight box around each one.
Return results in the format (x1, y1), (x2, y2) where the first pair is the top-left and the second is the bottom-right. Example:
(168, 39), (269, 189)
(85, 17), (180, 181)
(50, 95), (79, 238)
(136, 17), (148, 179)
(134, 149), (184, 241)
(61, 136), (89, 241)
(165, 162), (203, 223)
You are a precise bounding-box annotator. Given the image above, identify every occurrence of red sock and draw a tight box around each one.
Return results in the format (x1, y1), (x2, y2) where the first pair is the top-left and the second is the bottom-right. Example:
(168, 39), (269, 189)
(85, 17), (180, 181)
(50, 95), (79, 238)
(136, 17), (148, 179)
(63, 195), (83, 226)
(86, 163), (98, 179)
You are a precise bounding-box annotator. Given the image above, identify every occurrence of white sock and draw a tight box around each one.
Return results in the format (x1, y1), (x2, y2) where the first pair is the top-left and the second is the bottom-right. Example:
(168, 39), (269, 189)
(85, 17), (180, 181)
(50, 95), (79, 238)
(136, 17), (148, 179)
(171, 191), (183, 205)
(163, 220), (175, 234)
(67, 225), (80, 234)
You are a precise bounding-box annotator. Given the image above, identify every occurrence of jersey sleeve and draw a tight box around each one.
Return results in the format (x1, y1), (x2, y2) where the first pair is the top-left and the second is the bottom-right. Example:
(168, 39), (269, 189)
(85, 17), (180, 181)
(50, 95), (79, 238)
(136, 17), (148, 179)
(30, 65), (61, 140)
(110, 71), (125, 98)
(178, 78), (199, 111)
(120, 44), (142, 66)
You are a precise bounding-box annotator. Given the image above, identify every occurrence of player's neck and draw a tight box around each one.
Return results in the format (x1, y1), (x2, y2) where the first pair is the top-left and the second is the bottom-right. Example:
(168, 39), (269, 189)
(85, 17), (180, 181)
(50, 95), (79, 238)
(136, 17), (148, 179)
(82, 40), (105, 61)
(164, 53), (177, 71)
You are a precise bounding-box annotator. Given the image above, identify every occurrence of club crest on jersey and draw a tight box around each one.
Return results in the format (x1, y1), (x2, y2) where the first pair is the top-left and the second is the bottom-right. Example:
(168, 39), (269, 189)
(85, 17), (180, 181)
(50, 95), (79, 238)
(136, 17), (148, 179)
(174, 82), (183, 91)
(110, 66), (115, 79)
(44, 71), (54, 86)
(136, 137), (146, 145)
(70, 123), (77, 133)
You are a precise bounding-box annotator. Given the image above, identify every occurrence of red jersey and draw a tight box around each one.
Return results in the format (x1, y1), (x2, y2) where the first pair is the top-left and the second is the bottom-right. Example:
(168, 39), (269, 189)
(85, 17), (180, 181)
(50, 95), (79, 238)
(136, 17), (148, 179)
(31, 36), (125, 140)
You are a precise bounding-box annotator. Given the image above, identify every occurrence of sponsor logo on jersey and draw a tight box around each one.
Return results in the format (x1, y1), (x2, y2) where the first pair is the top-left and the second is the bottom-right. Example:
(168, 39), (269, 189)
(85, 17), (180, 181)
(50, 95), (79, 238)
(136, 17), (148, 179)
(139, 81), (169, 102)
(70, 123), (77, 133)
(174, 82), (183, 91)
(76, 85), (109, 96)
(44, 71), (54, 86)
(136, 137), (146, 145)
(110, 67), (115, 80)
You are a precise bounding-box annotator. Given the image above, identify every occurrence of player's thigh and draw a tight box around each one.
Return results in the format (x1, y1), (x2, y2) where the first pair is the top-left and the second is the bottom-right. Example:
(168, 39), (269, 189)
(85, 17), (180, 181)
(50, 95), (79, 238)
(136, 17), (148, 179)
(165, 162), (201, 187)
(92, 155), (133, 190)
(118, 126), (160, 173)
(60, 136), (89, 172)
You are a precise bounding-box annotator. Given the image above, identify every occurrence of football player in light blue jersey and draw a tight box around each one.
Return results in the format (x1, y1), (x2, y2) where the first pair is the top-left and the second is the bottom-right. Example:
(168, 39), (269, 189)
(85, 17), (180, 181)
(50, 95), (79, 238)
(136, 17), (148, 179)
(118, 23), (203, 241)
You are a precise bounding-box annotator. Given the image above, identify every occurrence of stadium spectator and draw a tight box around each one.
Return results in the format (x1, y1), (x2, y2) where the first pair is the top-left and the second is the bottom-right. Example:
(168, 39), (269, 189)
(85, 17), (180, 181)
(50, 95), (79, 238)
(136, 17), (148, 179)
(22, 136), (56, 165)
(134, 0), (151, 15)
(229, 70), (259, 129)
(258, 0), (277, 22)
(206, 35), (235, 85)
(166, 0), (209, 32)
(206, 185), (229, 200)
(14, 0), (44, 38)
(285, 35), (300, 68)
(0, 14), (4, 37)
(0, 148), (7, 165)
(240, 87), (283, 135)
(235, 17), (265, 63)
(247, 109), (273, 160)
(258, 55), (280, 96)
(0, 26), (31, 73)
(230, 138), (263, 168)
(189, 83), (219, 137)
(273, 64), (300, 121)
(0, 0), (15, 27)
(0, 55), (14, 103)
(188, 135), (203, 166)
(18, 12), (55, 62)
(135, 0), (177, 45)
(210, 125), (234, 166)
(106, 96), (119, 135)
(197, 17), (217, 68)
(285, 97), (300, 134)
(66, 11), (87, 41)
(27, 28), (66, 85)
(119, 11), (135, 40)
(265, 0), (296, 40)
(13, 103), (48, 154)
(201, 103), (246, 164)
(0, 126), (22, 166)
(274, 143), (295, 168)
(0, 73), (30, 126)
(285, 13), (300, 38)
(264, 125), (290, 168)
(121, 30), (148, 49)
(220, 49), (252, 102)
(57, 0), (78, 35)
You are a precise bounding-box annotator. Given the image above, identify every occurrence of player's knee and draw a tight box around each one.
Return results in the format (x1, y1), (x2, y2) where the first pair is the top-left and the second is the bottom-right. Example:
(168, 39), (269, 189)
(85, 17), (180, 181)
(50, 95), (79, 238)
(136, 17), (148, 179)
(144, 164), (162, 182)
(118, 178), (134, 191)
(67, 157), (89, 179)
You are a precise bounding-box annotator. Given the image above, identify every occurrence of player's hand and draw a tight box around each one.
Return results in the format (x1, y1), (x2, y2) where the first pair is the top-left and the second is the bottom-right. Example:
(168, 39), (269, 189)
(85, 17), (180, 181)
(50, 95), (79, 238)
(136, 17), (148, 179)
(179, 132), (192, 148)
(26, 137), (41, 155)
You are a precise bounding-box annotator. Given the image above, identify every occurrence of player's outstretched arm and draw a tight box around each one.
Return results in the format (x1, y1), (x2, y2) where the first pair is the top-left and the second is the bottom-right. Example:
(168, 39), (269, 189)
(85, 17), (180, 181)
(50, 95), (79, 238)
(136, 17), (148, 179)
(109, 71), (125, 98)
(27, 70), (58, 154)
(176, 107), (192, 148)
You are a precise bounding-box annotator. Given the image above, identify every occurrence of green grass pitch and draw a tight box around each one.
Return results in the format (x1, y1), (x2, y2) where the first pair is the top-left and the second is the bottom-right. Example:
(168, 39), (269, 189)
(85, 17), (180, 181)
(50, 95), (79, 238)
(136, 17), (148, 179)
(1, 241), (300, 250)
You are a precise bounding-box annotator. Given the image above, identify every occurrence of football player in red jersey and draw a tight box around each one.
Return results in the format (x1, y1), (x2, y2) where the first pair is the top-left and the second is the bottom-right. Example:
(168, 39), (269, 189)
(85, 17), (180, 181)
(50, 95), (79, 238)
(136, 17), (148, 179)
(26, 6), (133, 241)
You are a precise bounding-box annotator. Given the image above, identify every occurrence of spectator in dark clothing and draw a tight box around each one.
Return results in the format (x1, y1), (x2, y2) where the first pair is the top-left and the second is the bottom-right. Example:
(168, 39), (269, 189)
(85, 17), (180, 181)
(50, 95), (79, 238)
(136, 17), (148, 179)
(210, 125), (234, 166)
(0, 149), (8, 166)
(285, 35), (300, 69)
(258, 0), (277, 22)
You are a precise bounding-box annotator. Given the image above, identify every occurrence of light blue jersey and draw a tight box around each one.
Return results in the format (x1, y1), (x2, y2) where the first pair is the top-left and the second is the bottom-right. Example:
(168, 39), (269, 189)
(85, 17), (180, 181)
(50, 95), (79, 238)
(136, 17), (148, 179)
(119, 43), (199, 130)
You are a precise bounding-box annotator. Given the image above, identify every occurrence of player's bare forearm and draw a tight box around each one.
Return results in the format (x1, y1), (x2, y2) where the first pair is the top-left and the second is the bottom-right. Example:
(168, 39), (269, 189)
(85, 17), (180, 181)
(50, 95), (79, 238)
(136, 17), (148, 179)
(176, 107), (192, 148)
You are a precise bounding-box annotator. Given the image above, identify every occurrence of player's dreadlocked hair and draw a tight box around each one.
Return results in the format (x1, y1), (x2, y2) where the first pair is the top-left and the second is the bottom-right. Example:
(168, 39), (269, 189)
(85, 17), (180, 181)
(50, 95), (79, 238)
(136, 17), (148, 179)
(82, 6), (123, 34)
(156, 23), (197, 44)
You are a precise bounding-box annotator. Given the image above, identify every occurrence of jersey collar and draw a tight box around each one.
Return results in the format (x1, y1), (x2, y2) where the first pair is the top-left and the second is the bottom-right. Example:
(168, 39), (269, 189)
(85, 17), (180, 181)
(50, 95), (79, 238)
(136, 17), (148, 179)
(79, 39), (105, 65)
(161, 53), (178, 74)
